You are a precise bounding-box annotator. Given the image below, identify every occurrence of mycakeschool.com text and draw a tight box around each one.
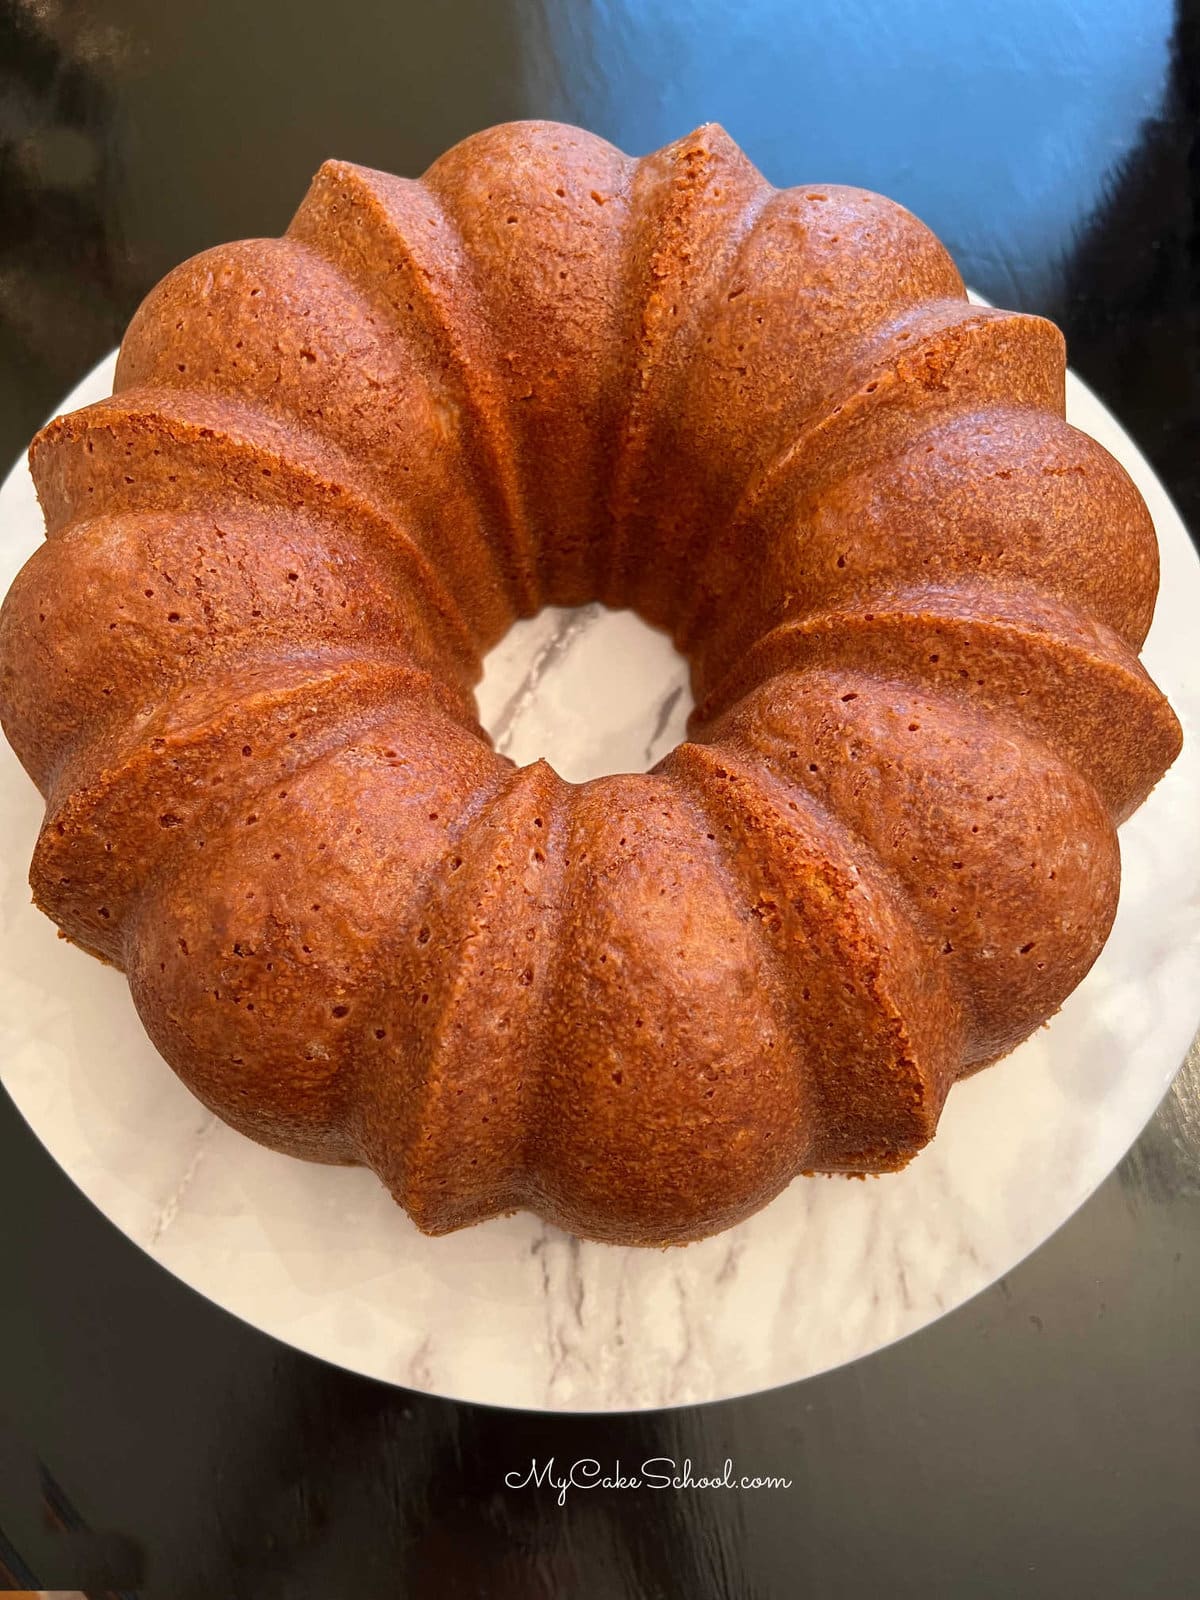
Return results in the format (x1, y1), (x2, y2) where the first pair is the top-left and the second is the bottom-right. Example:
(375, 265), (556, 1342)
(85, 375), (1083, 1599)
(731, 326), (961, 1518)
(504, 1458), (793, 1506)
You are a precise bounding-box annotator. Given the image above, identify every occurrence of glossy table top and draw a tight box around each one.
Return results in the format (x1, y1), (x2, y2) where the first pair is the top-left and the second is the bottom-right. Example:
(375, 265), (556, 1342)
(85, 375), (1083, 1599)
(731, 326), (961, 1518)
(1, 0), (1197, 1591)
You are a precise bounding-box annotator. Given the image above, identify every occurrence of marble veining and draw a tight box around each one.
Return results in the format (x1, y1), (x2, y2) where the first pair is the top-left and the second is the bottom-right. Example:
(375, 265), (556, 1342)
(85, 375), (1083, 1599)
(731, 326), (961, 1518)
(147, 1112), (219, 1245)
(1, 352), (1198, 1411)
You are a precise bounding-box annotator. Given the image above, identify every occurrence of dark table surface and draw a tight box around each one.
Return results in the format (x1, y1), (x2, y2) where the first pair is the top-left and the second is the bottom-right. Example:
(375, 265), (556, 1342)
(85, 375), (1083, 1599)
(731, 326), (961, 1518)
(1, 1), (1198, 1594)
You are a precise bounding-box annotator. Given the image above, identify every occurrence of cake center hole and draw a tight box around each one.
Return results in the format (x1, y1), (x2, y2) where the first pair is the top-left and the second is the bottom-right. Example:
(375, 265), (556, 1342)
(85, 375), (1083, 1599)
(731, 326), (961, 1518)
(476, 604), (693, 784)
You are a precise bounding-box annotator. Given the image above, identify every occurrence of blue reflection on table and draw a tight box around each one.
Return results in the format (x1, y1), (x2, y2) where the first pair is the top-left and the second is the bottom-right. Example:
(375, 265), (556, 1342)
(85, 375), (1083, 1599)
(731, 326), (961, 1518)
(524, 0), (1172, 308)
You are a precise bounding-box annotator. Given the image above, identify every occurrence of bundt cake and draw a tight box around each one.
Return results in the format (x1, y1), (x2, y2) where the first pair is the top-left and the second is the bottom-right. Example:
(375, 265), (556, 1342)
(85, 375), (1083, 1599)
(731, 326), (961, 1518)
(0, 122), (1182, 1247)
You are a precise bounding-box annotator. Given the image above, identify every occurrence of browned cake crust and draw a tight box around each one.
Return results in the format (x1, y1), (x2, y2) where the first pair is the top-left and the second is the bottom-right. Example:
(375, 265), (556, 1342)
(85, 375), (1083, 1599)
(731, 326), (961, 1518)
(0, 122), (1182, 1246)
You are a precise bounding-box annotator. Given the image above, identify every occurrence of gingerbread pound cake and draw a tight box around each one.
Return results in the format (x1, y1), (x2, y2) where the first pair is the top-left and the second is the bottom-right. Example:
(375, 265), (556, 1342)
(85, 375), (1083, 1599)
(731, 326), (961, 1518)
(0, 121), (1182, 1245)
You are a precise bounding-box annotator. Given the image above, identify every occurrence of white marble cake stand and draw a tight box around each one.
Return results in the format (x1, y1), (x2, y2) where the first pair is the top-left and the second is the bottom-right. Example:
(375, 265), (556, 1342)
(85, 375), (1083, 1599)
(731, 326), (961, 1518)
(1, 352), (1198, 1413)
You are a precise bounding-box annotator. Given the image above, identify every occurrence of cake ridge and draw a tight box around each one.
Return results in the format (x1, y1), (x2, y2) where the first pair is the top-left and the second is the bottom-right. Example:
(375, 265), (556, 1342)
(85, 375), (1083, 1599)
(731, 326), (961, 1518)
(665, 739), (964, 1172)
(27, 387), (482, 680)
(0, 501), (466, 791)
(114, 229), (523, 645)
(677, 306), (1064, 656)
(622, 213), (962, 625)
(124, 701), (511, 1169)
(289, 159), (540, 621)
(603, 124), (773, 609)
(693, 581), (1182, 822)
(31, 654), (437, 964)
(618, 175), (784, 618)
(391, 758), (570, 1233)
(119, 661), (479, 955)
(664, 732), (976, 1064)
(669, 728), (966, 1023)
(698, 667), (1122, 1066)
(689, 401), (1161, 673)
(420, 120), (639, 611)
(733, 306), (1065, 524)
